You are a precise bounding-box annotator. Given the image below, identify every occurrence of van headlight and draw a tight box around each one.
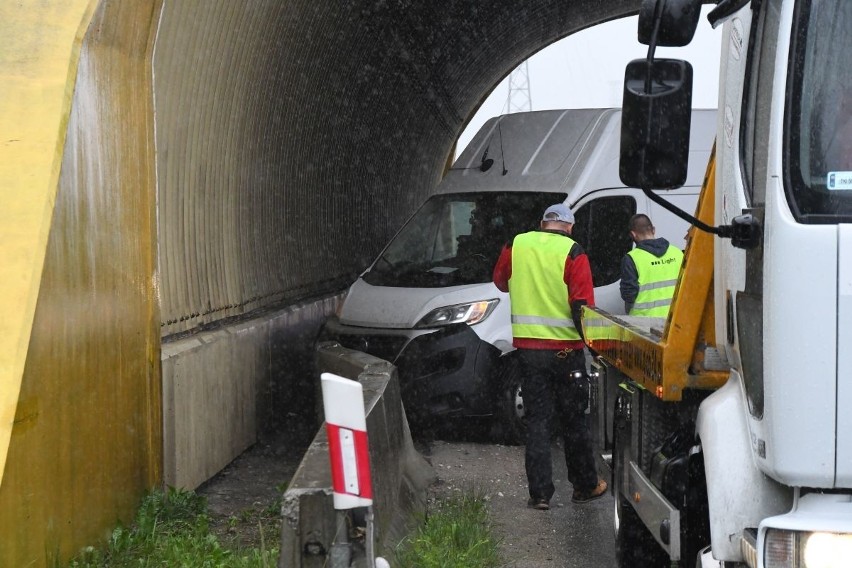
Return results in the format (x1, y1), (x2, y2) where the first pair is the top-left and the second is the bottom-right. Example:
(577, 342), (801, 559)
(764, 529), (852, 567)
(415, 299), (499, 328)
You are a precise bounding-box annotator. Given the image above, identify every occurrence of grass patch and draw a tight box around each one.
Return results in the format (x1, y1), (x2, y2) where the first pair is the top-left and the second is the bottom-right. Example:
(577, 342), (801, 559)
(394, 490), (501, 568)
(212, 481), (290, 553)
(68, 487), (277, 568)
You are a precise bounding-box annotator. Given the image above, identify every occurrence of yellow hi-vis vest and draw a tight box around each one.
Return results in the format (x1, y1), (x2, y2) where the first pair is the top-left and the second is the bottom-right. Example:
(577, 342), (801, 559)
(508, 231), (581, 341)
(627, 244), (683, 317)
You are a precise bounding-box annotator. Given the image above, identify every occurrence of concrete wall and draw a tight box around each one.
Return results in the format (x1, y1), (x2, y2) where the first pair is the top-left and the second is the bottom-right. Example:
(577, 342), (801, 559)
(280, 343), (435, 567)
(162, 295), (338, 489)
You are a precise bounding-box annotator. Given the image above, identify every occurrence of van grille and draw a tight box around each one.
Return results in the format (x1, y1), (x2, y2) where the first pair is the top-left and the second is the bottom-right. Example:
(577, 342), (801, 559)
(332, 333), (409, 363)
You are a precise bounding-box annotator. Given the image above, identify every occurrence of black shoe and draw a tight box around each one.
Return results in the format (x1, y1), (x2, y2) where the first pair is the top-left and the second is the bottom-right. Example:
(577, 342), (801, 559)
(572, 479), (607, 504)
(527, 497), (550, 510)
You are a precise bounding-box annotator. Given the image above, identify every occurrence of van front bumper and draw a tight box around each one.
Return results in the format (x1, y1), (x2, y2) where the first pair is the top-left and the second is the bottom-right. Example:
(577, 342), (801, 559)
(317, 317), (502, 421)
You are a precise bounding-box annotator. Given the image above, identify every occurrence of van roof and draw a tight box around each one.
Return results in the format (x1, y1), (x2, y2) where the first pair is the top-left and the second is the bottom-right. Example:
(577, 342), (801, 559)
(442, 108), (716, 203)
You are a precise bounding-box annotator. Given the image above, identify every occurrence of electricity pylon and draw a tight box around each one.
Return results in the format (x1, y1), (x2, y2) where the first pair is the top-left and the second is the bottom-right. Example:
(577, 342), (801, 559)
(503, 60), (532, 114)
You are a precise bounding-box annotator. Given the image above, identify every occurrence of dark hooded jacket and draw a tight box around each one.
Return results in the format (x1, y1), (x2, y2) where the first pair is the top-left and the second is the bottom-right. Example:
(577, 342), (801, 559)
(619, 237), (677, 313)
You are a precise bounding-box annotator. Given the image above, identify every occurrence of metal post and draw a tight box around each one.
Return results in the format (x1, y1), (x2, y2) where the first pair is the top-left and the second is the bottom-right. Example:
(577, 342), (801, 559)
(328, 511), (351, 568)
(365, 505), (376, 568)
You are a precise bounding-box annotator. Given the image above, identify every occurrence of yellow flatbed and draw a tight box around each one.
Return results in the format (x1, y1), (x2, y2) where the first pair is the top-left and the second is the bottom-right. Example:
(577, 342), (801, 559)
(582, 151), (729, 401)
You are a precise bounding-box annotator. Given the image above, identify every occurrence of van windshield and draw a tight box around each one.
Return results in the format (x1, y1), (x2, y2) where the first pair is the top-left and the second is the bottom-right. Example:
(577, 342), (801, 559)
(363, 191), (566, 288)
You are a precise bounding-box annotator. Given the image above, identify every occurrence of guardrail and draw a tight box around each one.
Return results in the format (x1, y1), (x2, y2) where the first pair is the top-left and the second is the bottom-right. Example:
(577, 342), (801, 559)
(279, 342), (435, 567)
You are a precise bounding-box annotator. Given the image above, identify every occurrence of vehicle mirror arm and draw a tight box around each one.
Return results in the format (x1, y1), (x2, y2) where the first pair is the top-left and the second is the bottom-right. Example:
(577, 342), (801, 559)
(642, 188), (720, 235)
(642, 0), (663, 93)
(727, 213), (762, 249)
(707, 0), (753, 29)
(641, 188), (762, 248)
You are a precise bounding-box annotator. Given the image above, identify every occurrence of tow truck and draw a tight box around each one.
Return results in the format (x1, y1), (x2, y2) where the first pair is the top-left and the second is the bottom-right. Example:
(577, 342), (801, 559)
(583, 0), (852, 566)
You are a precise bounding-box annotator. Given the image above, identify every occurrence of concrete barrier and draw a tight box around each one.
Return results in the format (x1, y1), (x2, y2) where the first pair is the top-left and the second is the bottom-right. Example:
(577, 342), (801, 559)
(280, 343), (435, 567)
(161, 295), (338, 490)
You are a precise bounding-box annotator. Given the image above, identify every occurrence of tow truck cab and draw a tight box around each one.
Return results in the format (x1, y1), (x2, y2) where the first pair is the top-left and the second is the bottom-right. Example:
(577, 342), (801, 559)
(584, 0), (852, 566)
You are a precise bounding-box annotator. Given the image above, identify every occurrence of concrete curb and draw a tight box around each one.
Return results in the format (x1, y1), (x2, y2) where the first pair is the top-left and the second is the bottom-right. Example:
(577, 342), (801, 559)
(279, 343), (435, 567)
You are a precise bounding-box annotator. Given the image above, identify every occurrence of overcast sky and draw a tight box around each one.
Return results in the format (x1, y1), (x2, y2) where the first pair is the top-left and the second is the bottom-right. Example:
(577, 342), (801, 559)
(457, 6), (724, 155)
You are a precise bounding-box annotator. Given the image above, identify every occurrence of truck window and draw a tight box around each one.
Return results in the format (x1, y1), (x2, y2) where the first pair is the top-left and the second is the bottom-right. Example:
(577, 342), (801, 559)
(786, 1), (852, 222)
(363, 191), (565, 288)
(572, 196), (636, 288)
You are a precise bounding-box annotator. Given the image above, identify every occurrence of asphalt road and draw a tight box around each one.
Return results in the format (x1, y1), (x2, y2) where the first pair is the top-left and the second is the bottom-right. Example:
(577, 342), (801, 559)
(423, 439), (616, 568)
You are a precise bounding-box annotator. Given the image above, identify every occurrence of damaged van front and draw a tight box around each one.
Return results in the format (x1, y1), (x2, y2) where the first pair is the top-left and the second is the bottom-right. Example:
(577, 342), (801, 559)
(319, 190), (561, 440)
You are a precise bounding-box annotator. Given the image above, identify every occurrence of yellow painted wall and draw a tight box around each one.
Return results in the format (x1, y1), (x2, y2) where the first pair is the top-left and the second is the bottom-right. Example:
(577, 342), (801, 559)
(0, 0), (95, 495)
(0, 1), (163, 565)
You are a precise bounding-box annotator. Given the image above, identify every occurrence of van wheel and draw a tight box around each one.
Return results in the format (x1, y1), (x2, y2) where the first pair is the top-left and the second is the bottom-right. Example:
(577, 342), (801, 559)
(496, 358), (527, 445)
(615, 493), (670, 567)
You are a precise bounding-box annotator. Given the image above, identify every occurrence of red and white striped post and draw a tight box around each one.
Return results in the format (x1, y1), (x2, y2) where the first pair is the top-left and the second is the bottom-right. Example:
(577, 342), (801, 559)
(321, 372), (390, 568)
(321, 372), (373, 509)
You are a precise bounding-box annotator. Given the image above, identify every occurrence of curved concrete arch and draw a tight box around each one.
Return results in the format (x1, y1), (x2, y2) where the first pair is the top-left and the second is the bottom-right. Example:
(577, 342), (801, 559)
(0, 1), (644, 564)
(153, 0), (640, 335)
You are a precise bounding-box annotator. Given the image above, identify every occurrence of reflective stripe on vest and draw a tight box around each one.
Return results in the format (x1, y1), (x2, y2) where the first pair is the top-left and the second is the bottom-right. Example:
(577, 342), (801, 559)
(627, 244), (683, 317)
(508, 231), (581, 341)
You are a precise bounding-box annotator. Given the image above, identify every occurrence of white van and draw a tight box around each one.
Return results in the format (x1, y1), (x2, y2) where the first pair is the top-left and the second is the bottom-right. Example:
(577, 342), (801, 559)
(319, 108), (715, 442)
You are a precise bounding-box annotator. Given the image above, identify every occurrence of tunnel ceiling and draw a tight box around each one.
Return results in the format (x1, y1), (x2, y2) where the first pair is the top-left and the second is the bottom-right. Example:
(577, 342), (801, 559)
(153, 0), (642, 336)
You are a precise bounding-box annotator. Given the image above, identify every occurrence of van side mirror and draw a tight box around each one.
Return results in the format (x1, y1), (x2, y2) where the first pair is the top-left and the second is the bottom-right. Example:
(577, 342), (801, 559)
(620, 58), (693, 189)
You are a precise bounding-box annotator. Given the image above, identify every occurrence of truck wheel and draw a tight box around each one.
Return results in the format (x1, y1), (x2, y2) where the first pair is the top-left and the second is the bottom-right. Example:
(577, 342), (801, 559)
(615, 493), (670, 567)
(496, 358), (527, 445)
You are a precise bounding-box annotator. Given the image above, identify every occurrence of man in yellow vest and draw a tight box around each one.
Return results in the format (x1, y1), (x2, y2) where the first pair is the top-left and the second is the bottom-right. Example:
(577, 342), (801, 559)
(493, 203), (607, 510)
(620, 214), (684, 317)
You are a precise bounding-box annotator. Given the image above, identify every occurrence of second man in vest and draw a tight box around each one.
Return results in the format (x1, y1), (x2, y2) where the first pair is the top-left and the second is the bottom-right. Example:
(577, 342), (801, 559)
(620, 213), (684, 317)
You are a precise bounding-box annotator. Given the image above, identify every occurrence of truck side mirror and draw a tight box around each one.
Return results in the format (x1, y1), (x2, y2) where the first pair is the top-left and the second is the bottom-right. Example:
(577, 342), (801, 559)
(637, 0), (703, 47)
(620, 58), (693, 189)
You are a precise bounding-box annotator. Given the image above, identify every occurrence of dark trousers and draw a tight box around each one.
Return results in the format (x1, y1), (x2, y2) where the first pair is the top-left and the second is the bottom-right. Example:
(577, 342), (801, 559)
(518, 348), (597, 500)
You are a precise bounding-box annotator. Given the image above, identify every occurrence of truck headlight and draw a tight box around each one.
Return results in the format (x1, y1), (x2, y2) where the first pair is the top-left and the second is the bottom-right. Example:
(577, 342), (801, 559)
(414, 299), (499, 328)
(765, 529), (852, 567)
